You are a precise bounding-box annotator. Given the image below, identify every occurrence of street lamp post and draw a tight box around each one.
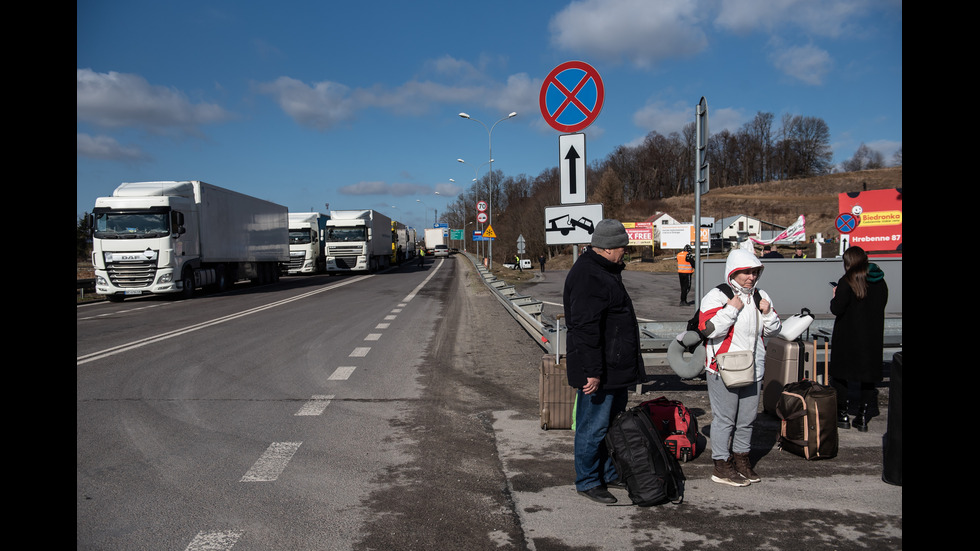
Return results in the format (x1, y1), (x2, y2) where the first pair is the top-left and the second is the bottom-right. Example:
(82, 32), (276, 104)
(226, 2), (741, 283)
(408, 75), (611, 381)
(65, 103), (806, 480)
(459, 111), (516, 269)
(457, 157), (493, 260)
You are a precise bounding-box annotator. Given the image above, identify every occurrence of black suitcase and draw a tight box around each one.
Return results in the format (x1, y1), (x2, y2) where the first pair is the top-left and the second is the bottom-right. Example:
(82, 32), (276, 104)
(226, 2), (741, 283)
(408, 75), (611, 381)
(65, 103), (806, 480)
(776, 380), (839, 460)
(605, 406), (685, 506)
(762, 336), (811, 414)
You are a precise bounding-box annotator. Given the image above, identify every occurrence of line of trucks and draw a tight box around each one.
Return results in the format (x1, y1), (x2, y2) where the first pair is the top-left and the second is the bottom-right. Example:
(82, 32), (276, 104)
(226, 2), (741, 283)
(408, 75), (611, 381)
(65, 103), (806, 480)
(88, 180), (421, 302)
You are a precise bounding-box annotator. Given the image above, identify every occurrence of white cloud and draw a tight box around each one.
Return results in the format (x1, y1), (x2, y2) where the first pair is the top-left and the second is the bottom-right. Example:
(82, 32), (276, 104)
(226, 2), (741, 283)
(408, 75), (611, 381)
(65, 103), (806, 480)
(339, 181), (434, 197)
(714, 0), (868, 37)
(769, 43), (833, 85)
(76, 68), (233, 133)
(548, 0), (707, 68)
(255, 76), (358, 131)
(76, 133), (148, 162)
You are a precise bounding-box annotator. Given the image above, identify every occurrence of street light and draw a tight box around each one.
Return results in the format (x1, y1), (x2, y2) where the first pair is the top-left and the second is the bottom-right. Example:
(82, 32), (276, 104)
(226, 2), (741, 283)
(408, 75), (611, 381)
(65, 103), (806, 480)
(458, 111), (517, 268)
(415, 199), (435, 227)
(457, 157), (493, 260)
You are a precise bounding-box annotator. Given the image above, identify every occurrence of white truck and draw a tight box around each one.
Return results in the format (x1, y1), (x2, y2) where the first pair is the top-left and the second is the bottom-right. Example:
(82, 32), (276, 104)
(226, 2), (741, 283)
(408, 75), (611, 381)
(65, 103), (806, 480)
(90, 180), (289, 301)
(288, 212), (329, 274)
(393, 223), (417, 263)
(424, 227), (447, 254)
(324, 209), (393, 272)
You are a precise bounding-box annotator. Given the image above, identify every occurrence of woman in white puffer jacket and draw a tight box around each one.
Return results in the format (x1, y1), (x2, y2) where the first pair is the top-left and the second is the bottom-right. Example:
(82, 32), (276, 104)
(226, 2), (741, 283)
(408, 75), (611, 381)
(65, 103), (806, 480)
(695, 247), (781, 487)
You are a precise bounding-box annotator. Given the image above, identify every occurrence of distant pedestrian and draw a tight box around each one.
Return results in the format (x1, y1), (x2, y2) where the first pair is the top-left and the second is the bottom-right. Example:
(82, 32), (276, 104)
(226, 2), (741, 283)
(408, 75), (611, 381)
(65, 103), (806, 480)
(418, 248), (425, 267)
(515, 254), (523, 272)
(793, 247), (807, 258)
(539, 254), (547, 272)
(676, 245), (695, 306)
(761, 245), (783, 258)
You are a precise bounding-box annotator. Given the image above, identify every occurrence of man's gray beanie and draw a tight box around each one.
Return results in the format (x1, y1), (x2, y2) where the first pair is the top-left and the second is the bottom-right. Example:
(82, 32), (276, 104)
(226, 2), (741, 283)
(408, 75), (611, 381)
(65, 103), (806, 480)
(591, 219), (629, 249)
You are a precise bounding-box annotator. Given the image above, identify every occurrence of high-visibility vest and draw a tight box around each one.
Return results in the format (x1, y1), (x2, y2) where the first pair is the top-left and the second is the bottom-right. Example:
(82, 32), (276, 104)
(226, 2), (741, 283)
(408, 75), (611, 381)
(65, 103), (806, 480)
(676, 251), (694, 274)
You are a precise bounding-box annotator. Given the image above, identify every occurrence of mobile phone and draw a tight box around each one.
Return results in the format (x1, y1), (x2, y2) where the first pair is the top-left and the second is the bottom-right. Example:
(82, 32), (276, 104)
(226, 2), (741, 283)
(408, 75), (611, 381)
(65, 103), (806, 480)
(829, 281), (837, 287)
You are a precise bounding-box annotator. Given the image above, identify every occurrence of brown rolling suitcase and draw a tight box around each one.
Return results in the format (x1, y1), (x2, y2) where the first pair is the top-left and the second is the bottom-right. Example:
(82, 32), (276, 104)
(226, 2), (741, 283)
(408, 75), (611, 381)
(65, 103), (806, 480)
(776, 338), (838, 460)
(539, 353), (576, 430)
(762, 336), (812, 414)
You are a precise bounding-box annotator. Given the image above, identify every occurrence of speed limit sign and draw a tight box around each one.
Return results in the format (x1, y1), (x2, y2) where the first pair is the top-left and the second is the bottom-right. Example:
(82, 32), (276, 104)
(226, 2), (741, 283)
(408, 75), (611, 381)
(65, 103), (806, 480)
(477, 200), (488, 212)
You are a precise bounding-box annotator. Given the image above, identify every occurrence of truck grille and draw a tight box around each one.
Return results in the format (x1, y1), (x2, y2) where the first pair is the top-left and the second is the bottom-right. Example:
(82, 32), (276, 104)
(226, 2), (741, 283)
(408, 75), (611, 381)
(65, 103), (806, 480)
(334, 256), (358, 269)
(107, 260), (156, 288)
(288, 253), (307, 270)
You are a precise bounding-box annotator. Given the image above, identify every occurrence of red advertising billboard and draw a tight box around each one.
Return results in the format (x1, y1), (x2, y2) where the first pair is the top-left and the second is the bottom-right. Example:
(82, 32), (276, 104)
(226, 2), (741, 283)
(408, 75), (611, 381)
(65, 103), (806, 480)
(837, 188), (902, 257)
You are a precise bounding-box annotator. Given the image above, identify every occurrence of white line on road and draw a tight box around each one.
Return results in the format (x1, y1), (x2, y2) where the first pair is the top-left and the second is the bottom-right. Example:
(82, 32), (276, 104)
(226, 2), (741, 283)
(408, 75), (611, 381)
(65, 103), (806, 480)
(240, 442), (302, 482)
(364, 333), (381, 341)
(328, 366), (356, 380)
(349, 347), (370, 357)
(185, 530), (244, 550)
(77, 275), (372, 366)
(295, 394), (334, 416)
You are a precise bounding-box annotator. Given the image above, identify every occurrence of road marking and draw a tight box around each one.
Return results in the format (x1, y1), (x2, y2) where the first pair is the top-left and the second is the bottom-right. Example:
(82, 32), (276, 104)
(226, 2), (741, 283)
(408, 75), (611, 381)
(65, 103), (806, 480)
(329, 366), (356, 380)
(240, 442), (301, 482)
(349, 347), (370, 357)
(77, 275), (373, 366)
(402, 260), (442, 302)
(384, 314), (397, 320)
(364, 333), (381, 341)
(391, 308), (403, 313)
(295, 394), (334, 416)
(185, 530), (244, 550)
(375, 323), (390, 329)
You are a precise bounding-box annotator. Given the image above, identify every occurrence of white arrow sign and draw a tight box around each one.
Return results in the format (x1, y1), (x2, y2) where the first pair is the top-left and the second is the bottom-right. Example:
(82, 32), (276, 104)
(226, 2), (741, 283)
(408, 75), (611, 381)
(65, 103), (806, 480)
(559, 133), (586, 204)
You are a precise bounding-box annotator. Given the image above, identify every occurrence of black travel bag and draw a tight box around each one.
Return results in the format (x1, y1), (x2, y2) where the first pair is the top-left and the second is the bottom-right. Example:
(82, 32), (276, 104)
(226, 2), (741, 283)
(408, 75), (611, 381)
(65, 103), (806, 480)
(604, 406), (685, 506)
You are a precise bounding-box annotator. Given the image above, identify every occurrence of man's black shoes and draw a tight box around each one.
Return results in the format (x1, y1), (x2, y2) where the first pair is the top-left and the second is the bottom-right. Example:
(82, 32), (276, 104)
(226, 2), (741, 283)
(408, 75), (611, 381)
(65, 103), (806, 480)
(578, 486), (617, 504)
(606, 478), (627, 489)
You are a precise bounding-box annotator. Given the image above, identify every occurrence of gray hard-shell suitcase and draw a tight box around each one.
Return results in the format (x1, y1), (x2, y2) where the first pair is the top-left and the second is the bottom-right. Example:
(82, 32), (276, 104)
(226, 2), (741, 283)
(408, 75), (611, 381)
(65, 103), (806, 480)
(762, 336), (812, 414)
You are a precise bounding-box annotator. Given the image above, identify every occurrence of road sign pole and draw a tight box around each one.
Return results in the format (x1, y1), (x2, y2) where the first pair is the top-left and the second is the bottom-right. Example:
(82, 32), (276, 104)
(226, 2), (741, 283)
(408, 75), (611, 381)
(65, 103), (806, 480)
(694, 96), (708, 304)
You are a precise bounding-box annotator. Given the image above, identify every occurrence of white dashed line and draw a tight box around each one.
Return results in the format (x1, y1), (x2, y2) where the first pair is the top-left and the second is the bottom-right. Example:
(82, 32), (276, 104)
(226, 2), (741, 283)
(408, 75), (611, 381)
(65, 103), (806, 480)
(349, 347), (370, 357)
(295, 395), (334, 416)
(185, 530), (244, 550)
(364, 333), (381, 341)
(240, 442), (302, 482)
(376, 323), (390, 329)
(329, 366), (357, 380)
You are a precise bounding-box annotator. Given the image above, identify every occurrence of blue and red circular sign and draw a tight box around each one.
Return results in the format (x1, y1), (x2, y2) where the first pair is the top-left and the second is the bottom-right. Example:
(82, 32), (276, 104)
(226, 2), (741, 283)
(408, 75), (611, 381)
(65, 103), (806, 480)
(835, 213), (859, 234)
(539, 61), (604, 133)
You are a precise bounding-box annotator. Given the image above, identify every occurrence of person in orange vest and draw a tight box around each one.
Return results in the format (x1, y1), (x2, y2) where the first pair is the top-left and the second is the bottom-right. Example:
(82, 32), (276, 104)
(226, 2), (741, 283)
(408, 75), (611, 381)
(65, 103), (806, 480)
(676, 245), (695, 306)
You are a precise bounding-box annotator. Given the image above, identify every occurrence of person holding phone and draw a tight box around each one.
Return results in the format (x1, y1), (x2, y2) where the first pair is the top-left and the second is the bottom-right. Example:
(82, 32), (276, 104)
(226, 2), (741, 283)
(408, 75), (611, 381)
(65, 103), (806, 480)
(830, 246), (888, 431)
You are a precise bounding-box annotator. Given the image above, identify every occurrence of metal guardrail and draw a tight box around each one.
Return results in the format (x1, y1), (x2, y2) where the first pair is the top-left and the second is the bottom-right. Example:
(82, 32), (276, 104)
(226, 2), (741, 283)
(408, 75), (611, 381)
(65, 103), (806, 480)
(464, 252), (903, 372)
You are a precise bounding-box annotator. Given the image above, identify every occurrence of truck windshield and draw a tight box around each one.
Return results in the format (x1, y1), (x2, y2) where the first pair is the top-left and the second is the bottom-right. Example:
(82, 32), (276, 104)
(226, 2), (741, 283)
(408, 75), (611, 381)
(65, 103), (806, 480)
(326, 227), (366, 242)
(289, 230), (312, 244)
(93, 211), (171, 239)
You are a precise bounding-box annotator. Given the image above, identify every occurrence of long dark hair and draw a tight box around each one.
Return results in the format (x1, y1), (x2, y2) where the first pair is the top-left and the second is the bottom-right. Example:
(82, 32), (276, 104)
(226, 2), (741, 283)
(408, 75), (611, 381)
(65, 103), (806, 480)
(841, 246), (869, 299)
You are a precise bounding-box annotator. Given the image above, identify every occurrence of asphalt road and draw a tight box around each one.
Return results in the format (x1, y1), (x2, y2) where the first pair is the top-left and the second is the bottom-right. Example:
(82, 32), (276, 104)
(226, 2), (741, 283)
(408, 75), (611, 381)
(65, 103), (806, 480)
(77, 256), (901, 550)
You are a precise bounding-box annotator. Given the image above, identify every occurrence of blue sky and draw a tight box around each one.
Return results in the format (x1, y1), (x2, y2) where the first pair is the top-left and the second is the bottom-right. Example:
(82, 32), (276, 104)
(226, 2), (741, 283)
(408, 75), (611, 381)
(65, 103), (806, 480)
(77, 0), (902, 231)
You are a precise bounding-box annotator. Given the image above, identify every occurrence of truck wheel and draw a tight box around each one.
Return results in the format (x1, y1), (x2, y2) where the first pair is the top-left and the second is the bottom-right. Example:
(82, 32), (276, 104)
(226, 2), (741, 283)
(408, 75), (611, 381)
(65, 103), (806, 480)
(179, 269), (194, 300)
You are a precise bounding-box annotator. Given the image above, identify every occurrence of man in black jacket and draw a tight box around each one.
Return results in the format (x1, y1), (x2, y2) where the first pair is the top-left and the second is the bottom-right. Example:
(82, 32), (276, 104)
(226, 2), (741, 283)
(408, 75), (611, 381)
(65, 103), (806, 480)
(562, 219), (646, 504)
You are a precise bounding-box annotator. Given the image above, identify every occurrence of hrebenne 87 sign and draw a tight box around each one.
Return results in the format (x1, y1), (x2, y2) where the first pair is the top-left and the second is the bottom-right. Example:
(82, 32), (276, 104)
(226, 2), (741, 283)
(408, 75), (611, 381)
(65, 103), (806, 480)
(539, 61), (604, 133)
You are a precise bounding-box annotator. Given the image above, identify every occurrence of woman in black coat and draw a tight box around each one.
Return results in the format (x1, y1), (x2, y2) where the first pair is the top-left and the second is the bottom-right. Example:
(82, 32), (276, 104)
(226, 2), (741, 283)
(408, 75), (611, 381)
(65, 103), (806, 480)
(830, 246), (889, 431)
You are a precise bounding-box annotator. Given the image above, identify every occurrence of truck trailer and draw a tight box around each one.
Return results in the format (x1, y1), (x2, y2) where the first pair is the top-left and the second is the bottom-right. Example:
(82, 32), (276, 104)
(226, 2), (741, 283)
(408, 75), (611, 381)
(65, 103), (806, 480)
(90, 180), (289, 301)
(392, 222), (417, 263)
(288, 212), (329, 274)
(424, 227), (447, 254)
(324, 209), (393, 272)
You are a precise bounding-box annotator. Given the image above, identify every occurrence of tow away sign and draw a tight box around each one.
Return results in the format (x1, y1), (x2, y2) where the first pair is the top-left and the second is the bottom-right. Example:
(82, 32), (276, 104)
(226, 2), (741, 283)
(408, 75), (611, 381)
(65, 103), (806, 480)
(544, 204), (603, 245)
